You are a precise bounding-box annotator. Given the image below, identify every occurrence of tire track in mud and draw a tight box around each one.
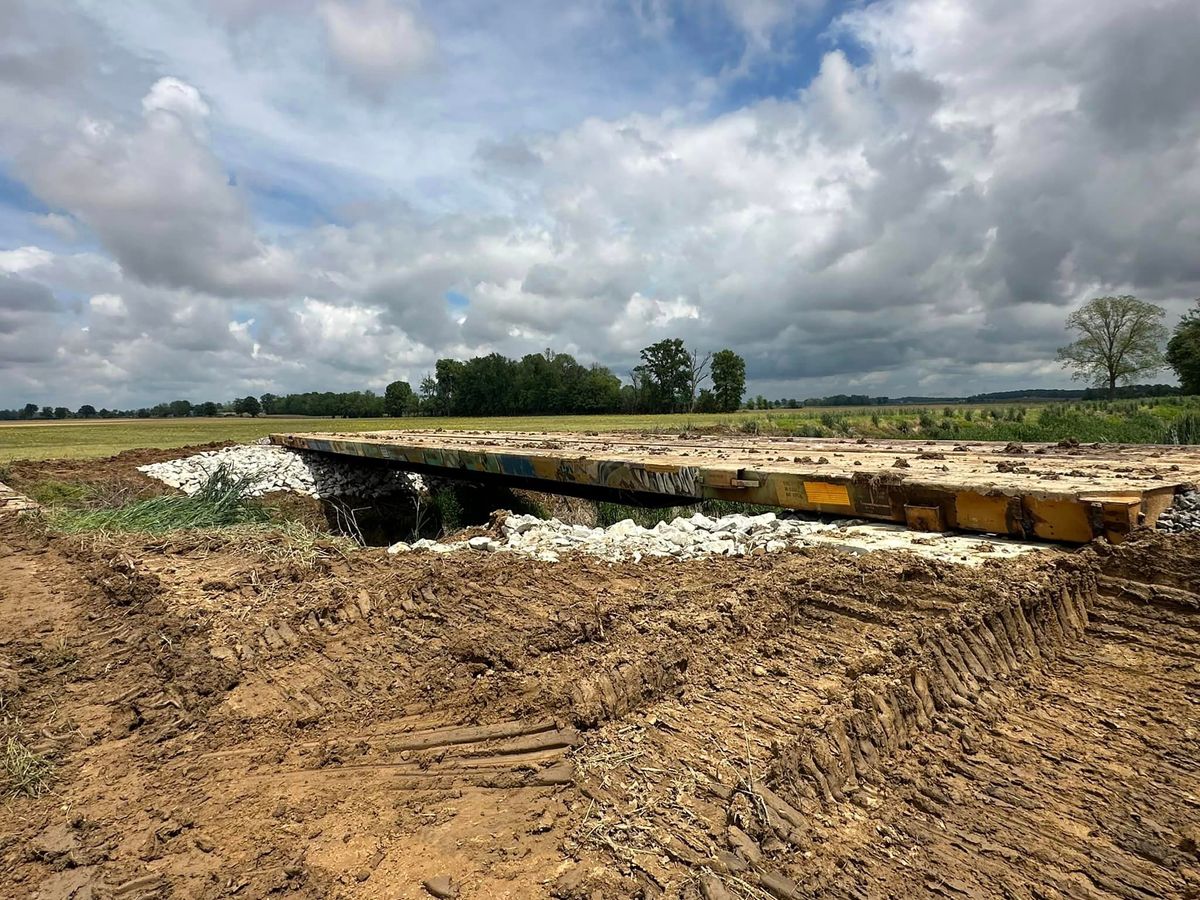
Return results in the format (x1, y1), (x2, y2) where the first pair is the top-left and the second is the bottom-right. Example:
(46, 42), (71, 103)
(809, 583), (1200, 900)
(0, 527), (593, 900)
(567, 540), (1200, 900)
(198, 718), (580, 791)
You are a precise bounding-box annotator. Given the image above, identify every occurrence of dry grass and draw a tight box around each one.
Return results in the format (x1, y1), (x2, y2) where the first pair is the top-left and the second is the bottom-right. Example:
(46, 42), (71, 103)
(2, 736), (54, 799)
(78, 519), (358, 569)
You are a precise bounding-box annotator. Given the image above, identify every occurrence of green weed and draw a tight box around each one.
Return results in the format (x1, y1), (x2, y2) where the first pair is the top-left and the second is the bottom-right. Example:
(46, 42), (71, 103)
(1166, 412), (1200, 445)
(48, 465), (269, 534)
(26, 480), (92, 507)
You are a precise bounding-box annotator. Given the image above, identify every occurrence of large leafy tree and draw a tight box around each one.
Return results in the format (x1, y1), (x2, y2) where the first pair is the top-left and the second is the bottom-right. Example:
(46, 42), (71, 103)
(1057, 296), (1167, 399)
(454, 354), (518, 415)
(233, 395), (261, 417)
(632, 338), (692, 412)
(710, 349), (746, 412)
(431, 358), (465, 416)
(384, 380), (419, 417)
(512, 350), (622, 414)
(1166, 300), (1200, 395)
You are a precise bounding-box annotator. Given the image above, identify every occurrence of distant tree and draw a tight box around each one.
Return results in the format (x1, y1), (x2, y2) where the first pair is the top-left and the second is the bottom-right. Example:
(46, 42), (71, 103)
(710, 349), (746, 412)
(686, 349), (713, 412)
(694, 388), (718, 413)
(418, 374), (438, 414)
(196, 401), (219, 417)
(1057, 296), (1168, 399)
(53, 407), (70, 419)
(259, 393), (279, 415)
(580, 363), (623, 413)
(430, 359), (465, 416)
(20, 403), (37, 419)
(233, 395), (262, 417)
(167, 399), (192, 418)
(633, 338), (691, 413)
(1166, 300), (1200, 395)
(40, 405), (53, 418)
(77, 404), (97, 418)
(455, 354), (518, 415)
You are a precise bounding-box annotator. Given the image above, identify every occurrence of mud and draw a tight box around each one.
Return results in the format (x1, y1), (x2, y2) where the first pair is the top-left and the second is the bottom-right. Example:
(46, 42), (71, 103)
(1, 508), (1198, 898)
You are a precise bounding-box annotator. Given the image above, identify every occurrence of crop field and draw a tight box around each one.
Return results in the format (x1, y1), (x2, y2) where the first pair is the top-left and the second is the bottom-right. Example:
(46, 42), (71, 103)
(3, 395), (1199, 462)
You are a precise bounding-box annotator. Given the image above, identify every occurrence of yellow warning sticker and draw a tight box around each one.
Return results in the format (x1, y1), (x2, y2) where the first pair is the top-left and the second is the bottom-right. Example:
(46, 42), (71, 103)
(804, 481), (851, 507)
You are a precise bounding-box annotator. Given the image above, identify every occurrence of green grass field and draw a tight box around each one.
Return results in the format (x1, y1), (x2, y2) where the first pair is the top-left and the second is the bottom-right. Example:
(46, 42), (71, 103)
(0, 411), (769, 462)
(2, 397), (1198, 462)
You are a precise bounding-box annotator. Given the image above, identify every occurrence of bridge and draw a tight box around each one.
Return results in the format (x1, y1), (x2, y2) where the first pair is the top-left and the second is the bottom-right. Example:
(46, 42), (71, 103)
(270, 430), (1197, 543)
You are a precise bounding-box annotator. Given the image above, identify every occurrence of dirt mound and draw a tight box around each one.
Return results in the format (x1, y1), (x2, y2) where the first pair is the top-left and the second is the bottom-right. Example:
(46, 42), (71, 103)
(3, 443), (238, 512)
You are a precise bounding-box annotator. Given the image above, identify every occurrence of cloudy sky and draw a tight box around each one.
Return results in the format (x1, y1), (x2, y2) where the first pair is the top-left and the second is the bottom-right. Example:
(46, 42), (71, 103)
(2, 0), (1199, 408)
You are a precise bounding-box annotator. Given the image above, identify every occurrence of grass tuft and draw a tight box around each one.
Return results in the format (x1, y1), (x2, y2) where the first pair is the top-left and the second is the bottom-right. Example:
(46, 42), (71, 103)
(1166, 412), (1200, 445)
(26, 479), (93, 507)
(3, 736), (54, 799)
(48, 465), (270, 534)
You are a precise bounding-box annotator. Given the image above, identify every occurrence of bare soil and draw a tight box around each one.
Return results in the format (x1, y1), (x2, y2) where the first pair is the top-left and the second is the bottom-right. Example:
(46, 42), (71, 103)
(0, 468), (1198, 898)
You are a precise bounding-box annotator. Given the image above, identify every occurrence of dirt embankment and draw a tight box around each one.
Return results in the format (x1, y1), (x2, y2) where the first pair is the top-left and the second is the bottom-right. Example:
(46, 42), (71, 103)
(1, 514), (1197, 899)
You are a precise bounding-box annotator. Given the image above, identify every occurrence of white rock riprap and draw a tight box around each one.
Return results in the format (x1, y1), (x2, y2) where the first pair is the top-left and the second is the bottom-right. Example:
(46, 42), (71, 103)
(139, 444), (424, 499)
(387, 511), (1043, 566)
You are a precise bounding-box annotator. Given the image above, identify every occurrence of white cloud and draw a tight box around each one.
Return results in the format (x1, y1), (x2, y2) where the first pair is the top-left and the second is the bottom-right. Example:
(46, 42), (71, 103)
(88, 293), (127, 315)
(0, 247), (54, 275)
(141, 76), (211, 123)
(318, 0), (436, 95)
(2, 0), (1200, 408)
(12, 78), (297, 297)
(722, 0), (823, 50)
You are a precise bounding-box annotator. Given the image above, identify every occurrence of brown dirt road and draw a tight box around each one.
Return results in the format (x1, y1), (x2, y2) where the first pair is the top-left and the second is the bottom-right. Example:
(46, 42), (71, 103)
(1, 508), (1198, 898)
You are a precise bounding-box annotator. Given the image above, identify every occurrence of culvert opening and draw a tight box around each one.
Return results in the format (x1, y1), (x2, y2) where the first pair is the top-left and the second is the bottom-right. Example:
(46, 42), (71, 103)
(318, 480), (552, 547)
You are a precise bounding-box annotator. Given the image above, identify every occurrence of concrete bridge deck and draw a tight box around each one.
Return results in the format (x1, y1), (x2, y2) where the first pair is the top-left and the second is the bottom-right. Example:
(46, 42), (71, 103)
(270, 430), (1200, 543)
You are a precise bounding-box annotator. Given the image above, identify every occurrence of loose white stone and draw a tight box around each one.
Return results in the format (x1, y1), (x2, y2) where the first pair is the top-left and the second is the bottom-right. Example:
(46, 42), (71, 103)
(139, 443), (423, 500)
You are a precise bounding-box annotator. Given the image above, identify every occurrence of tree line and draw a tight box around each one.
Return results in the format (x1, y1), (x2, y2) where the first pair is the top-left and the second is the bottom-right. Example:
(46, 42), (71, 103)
(8, 300), (1198, 423)
(417, 341), (745, 417)
(0, 341), (748, 420)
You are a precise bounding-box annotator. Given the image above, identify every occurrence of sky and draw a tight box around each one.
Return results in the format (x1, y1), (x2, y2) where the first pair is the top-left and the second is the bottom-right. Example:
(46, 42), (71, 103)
(1, 0), (1199, 408)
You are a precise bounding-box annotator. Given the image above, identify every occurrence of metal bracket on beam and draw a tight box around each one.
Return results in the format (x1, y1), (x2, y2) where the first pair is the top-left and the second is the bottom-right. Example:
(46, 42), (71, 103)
(904, 504), (946, 532)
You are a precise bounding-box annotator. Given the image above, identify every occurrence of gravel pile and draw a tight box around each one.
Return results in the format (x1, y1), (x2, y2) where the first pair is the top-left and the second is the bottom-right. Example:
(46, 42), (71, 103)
(387, 511), (1040, 565)
(1157, 490), (1200, 533)
(139, 444), (424, 499)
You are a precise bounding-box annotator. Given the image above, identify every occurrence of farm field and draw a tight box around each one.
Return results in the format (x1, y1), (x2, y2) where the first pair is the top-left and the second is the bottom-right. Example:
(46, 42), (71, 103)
(3, 395), (1199, 462)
